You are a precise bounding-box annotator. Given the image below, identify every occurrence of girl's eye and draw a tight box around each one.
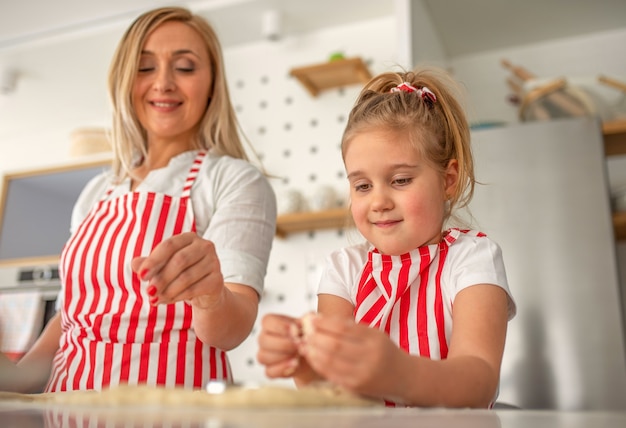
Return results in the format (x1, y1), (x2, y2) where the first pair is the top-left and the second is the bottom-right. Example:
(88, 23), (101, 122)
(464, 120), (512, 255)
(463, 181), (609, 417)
(354, 183), (371, 192)
(393, 177), (412, 186)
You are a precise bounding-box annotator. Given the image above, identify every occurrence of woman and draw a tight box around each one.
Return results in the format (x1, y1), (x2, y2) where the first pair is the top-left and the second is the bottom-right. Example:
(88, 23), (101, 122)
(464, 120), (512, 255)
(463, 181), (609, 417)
(0, 6), (276, 393)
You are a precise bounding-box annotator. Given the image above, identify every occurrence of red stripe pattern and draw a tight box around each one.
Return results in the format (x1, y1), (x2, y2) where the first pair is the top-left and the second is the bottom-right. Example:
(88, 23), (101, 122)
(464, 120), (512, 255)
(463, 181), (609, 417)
(353, 229), (479, 406)
(46, 151), (231, 392)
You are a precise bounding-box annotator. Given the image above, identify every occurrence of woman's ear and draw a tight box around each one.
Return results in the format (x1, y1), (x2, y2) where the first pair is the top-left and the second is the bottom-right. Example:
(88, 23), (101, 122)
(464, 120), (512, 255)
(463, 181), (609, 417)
(444, 159), (459, 198)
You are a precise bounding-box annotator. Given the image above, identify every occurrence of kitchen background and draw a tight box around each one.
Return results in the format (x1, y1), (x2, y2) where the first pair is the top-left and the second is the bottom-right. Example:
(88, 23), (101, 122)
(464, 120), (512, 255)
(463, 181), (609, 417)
(1, 0), (626, 411)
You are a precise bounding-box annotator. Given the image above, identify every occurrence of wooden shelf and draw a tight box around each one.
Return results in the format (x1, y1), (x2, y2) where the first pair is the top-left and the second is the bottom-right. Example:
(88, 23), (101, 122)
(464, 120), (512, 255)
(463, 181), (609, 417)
(276, 208), (351, 238)
(290, 57), (372, 97)
(602, 118), (626, 156)
(602, 119), (626, 240)
(614, 211), (626, 241)
(272, 121), (626, 240)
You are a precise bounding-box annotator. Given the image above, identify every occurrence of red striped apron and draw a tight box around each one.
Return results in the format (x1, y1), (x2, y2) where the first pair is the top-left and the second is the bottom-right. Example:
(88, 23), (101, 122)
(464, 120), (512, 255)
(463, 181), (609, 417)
(46, 151), (231, 392)
(354, 229), (479, 406)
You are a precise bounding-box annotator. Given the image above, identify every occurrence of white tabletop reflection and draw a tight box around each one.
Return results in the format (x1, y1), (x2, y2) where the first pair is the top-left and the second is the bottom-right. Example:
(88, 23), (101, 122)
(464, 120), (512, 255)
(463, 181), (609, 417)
(1, 402), (626, 428)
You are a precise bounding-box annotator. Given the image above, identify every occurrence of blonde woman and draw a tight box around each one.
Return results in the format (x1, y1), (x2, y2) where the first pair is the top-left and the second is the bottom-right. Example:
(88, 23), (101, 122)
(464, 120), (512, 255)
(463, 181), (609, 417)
(0, 6), (276, 393)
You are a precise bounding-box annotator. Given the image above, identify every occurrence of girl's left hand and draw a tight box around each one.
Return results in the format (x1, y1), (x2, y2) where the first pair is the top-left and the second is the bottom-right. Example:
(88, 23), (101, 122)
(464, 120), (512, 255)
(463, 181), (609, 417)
(300, 314), (404, 398)
(131, 232), (225, 308)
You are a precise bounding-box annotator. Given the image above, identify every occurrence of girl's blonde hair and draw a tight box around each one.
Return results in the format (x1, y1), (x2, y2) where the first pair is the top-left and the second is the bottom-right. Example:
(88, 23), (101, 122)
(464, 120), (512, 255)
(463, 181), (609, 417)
(341, 66), (474, 223)
(107, 6), (247, 179)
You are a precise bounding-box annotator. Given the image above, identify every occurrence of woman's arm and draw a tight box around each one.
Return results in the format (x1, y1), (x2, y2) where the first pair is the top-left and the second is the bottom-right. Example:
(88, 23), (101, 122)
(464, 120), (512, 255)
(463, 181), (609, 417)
(191, 281), (259, 351)
(0, 312), (61, 393)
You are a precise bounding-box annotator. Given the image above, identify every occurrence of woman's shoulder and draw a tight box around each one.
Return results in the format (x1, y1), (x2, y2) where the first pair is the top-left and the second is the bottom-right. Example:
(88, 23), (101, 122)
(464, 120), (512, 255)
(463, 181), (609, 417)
(71, 169), (115, 225)
(198, 152), (274, 199)
(203, 152), (265, 178)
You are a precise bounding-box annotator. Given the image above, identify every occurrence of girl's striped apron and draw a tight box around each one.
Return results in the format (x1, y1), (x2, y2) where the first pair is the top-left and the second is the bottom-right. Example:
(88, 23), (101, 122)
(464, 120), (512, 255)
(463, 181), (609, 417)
(46, 151), (231, 392)
(354, 229), (481, 406)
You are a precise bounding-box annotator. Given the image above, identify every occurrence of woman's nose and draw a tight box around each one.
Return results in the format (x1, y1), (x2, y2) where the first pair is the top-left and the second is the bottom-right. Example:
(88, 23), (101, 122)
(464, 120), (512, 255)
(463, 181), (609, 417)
(153, 67), (175, 92)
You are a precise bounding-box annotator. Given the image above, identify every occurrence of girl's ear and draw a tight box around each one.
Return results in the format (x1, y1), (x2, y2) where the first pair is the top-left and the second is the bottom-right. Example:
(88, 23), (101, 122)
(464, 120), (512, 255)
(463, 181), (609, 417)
(444, 159), (459, 198)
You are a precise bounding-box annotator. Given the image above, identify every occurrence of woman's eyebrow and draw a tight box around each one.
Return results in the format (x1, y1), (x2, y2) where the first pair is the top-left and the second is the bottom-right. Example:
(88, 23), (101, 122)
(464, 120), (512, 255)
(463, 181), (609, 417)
(140, 48), (200, 58)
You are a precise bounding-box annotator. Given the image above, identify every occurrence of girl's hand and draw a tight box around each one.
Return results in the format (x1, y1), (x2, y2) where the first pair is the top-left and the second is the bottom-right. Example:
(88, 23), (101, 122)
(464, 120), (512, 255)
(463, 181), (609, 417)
(131, 232), (225, 308)
(256, 314), (301, 378)
(300, 314), (404, 398)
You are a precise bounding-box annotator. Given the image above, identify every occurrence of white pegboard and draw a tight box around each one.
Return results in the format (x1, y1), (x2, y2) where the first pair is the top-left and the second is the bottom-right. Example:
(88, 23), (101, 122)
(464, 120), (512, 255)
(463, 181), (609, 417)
(223, 17), (396, 386)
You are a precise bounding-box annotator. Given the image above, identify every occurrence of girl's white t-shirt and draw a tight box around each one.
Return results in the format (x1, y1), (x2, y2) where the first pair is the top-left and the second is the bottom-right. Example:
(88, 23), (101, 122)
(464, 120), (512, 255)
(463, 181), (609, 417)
(318, 231), (516, 321)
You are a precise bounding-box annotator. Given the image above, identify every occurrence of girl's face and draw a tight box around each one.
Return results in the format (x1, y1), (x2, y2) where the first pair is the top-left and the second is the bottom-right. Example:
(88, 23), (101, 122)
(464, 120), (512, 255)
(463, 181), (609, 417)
(133, 21), (212, 148)
(344, 129), (458, 255)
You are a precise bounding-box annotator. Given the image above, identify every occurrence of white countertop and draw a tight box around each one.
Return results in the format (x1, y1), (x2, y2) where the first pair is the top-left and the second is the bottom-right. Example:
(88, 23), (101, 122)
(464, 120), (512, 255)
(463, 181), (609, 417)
(1, 403), (626, 428)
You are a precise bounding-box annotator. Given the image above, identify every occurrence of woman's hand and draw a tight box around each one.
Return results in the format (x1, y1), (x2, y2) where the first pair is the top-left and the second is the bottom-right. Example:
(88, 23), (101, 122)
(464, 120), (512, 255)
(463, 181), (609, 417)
(256, 314), (301, 378)
(131, 232), (224, 307)
(131, 231), (259, 350)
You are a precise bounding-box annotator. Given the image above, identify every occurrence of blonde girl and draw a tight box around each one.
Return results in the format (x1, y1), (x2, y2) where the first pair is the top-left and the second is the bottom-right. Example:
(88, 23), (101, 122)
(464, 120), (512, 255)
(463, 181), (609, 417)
(257, 67), (515, 408)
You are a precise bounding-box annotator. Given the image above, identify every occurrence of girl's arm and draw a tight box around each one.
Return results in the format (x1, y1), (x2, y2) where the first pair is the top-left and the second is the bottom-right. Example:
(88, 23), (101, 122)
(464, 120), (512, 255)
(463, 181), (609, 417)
(0, 312), (61, 393)
(307, 284), (509, 408)
(396, 284), (509, 407)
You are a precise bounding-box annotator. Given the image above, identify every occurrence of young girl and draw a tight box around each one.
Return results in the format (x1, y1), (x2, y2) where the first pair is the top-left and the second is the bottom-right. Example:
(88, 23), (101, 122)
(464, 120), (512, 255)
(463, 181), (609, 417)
(257, 67), (516, 408)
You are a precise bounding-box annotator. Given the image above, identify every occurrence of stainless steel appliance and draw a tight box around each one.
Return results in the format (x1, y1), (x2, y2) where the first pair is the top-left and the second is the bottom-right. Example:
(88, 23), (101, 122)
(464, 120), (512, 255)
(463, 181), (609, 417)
(467, 117), (626, 410)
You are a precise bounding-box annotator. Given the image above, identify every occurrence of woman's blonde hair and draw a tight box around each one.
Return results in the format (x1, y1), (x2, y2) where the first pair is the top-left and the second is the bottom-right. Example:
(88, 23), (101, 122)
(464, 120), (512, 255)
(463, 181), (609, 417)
(341, 66), (474, 223)
(107, 6), (247, 179)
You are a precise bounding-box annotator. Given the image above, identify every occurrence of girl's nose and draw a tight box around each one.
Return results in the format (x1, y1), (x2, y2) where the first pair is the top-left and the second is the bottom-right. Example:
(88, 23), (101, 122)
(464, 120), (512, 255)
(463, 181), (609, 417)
(371, 188), (393, 211)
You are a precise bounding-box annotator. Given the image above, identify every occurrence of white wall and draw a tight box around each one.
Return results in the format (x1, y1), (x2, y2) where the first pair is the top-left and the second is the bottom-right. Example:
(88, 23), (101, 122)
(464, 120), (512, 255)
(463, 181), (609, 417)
(0, 10), (625, 390)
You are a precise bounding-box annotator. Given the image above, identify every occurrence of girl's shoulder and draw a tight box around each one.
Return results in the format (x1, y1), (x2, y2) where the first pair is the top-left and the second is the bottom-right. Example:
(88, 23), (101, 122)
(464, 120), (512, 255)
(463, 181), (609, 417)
(326, 241), (372, 268)
(444, 228), (502, 252)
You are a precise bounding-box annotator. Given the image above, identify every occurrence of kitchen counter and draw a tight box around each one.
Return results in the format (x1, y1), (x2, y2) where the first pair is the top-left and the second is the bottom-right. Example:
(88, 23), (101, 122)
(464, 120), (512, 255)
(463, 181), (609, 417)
(1, 402), (626, 428)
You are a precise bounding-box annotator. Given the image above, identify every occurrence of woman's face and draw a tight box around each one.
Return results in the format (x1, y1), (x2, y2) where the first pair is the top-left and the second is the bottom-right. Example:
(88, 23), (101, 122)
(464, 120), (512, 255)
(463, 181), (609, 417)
(344, 129), (458, 255)
(133, 20), (212, 148)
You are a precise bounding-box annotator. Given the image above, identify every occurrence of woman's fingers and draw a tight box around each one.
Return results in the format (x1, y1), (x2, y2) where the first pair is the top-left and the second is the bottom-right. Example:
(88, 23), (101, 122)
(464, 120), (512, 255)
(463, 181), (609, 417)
(132, 233), (223, 304)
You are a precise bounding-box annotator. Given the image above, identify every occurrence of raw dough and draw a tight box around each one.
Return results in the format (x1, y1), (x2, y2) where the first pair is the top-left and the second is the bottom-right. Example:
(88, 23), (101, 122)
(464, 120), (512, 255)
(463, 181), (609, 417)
(300, 313), (316, 337)
(0, 384), (380, 408)
(291, 312), (316, 340)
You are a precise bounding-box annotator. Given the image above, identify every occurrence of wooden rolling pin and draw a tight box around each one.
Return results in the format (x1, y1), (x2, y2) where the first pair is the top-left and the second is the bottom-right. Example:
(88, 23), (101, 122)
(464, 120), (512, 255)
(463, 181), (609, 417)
(598, 75), (626, 93)
(501, 59), (588, 117)
(507, 77), (551, 120)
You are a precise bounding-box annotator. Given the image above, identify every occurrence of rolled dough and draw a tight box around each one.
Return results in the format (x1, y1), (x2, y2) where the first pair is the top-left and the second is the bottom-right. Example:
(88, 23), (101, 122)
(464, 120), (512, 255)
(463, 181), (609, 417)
(0, 384), (380, 408)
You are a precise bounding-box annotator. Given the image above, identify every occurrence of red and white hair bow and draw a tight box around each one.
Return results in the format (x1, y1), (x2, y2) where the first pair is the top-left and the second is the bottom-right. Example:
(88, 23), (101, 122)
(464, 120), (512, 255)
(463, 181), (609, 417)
(390, 82), (437, 103)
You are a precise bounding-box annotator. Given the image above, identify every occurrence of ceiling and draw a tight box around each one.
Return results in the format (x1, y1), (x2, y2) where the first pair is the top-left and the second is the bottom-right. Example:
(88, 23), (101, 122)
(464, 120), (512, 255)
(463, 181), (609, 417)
(0, 0), (626, 56)
(0, 0), (392, 51)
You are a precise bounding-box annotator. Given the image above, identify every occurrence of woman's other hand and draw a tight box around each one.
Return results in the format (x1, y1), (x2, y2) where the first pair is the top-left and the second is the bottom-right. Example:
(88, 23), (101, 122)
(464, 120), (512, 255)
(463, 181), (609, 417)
(131, 232), (224, 307)
(131, 232), (258, 350)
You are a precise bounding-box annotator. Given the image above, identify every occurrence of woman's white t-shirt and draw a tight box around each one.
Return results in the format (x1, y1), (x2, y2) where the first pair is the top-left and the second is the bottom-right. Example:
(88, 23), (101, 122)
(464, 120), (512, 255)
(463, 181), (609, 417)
(69, 150), (276, 296)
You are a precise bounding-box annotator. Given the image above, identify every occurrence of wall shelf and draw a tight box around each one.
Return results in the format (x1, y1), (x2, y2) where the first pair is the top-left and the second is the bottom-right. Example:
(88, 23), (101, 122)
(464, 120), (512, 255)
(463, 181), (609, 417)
(614, 211), (626, 241)
(275, 208), (351, 238)
(602, 118), (626, 156)
(273, 120), (626, 240)
(603, 118), (626, 241)
(289, 57), (372, 97)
